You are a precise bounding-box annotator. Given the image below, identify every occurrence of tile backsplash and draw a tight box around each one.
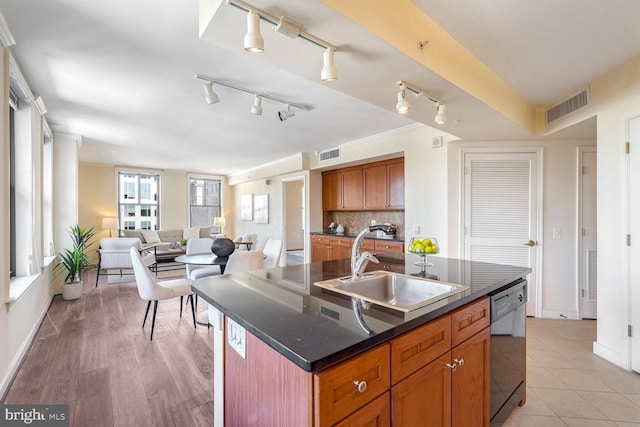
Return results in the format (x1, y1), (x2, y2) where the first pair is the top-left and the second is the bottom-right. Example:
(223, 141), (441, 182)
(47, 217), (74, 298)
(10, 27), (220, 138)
(323, 211), (405, 237)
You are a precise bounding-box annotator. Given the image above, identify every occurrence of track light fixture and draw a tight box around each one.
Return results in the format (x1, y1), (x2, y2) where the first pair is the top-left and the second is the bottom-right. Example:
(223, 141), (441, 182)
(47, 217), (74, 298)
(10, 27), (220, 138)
(244, 9), (264, 53)
(251, 94), (262, 115)
(196, 74), (312, 120)
(227, 0), (338, 81)
(203, 83), (220, 104)
(434, 103), (447, 124)
(278, 104), (295, 121)
(395, 80), (446, 124)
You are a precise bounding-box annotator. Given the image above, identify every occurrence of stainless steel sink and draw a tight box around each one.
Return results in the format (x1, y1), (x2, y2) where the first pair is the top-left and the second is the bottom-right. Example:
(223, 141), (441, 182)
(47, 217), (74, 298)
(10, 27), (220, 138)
(314, 271), (469, 313)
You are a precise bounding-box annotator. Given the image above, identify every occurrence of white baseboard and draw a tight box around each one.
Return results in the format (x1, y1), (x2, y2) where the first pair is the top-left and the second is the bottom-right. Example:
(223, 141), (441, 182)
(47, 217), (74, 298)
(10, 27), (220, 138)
(593, 341), (628, 370)
(0, 293), (55, 400)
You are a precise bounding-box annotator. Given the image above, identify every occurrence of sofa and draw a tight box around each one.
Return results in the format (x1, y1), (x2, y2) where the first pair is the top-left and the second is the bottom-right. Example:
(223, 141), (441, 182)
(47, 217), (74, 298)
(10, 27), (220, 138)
(122, 226), (213, 266)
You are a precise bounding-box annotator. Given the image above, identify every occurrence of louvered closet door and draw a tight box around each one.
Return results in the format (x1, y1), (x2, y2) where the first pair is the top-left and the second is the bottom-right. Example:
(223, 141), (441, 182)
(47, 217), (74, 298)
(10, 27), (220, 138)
(464, 152), (539, 316)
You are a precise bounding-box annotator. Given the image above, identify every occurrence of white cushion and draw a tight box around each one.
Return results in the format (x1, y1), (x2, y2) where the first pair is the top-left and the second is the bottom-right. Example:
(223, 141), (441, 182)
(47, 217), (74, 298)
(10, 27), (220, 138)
(183, 226), (200, 240)
(141, 230), (161, 243)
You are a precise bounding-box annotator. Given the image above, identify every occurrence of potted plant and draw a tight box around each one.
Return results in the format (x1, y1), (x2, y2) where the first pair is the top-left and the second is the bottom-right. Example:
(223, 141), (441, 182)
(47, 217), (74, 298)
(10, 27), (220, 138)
(56, 225), (96, 300)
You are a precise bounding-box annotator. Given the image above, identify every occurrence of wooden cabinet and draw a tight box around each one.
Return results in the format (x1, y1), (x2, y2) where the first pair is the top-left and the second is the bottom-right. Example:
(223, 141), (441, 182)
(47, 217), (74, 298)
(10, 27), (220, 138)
(315, 344), (390, 427)
(322, 158), (403, 212)
(312, 235), (354, 262)
(312, 235), (331, 262)
(330, 236), (352, 260)
(389, 298), (490, 427)
(322, 170), (363, 210)
(374, 240), (404, 254)
(363, 159), (405, 210)
(334, 392), (390, 427)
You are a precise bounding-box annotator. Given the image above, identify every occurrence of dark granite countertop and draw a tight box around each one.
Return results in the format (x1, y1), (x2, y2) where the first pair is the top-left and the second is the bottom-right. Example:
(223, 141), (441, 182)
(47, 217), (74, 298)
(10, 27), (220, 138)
(310, 231), (405, 243)
(192, 254), (530, 372)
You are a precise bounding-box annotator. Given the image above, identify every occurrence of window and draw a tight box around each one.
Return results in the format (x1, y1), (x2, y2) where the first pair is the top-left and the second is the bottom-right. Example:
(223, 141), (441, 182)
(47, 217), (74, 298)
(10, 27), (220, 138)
(189, 177), (222, 227)
(118, 172), (160, 230)
(9, 100), (16, 277)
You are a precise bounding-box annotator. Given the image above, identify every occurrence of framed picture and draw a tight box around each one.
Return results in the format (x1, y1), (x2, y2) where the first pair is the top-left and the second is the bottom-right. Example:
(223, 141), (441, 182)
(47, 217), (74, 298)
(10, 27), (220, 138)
(254, 194), (269, 224)
(240, 194), (253, 221)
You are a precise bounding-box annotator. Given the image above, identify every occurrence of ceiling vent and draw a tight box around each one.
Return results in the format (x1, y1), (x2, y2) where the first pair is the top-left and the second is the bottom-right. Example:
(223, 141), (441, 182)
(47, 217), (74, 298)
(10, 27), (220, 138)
(546, 87), (590, 124)
(319, 148), (340, 161)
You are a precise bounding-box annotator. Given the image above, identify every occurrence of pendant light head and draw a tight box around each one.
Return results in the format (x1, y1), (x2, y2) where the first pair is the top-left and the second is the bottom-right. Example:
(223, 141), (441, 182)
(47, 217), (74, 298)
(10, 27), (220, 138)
(396, 84), (410, 114)
(251, 95), (263, 115)
(278, 104), (295, 121)
(321, 48), (338, 81)
(244, 10), (264, 53)
(434, 103), (447, 124)
(203, 83), (219, 104)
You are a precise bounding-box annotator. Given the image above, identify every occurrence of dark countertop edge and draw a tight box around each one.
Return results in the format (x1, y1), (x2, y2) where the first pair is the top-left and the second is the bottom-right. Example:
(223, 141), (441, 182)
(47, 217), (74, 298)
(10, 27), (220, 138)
(193, 272), (529, 373)
(310, 231), (405, 243)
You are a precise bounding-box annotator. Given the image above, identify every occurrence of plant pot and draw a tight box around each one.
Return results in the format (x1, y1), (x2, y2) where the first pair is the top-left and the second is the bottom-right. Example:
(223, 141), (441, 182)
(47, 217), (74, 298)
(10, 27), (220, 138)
(62, 280), (83, 300)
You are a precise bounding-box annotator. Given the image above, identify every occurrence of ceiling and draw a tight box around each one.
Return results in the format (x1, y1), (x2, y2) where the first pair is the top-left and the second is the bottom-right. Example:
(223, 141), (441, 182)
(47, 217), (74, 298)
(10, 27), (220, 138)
(1, 0), (637, 175)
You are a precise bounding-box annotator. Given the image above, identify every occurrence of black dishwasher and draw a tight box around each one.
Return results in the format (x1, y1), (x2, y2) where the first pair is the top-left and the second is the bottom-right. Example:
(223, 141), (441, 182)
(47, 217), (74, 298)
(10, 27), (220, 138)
(489, 280), (527, 425)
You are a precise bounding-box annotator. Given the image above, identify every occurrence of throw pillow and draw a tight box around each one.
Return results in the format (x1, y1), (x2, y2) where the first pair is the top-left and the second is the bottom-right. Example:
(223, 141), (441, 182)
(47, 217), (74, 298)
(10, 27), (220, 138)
(183, 226), (200, 240)
(141, 230), (161, 243)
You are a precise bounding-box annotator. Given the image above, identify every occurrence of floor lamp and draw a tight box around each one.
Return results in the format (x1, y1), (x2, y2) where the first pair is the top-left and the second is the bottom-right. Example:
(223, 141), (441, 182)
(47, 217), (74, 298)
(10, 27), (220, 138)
(102, 217), (118, 237)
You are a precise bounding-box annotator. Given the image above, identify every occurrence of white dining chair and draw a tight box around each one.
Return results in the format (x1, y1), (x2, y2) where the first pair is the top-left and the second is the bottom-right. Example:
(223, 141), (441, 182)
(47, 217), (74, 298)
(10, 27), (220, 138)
(130, 247), (196, 340)
(224, 250), (265, 274)
(262, 239), (283, 268)
(185, 238), (214, 280)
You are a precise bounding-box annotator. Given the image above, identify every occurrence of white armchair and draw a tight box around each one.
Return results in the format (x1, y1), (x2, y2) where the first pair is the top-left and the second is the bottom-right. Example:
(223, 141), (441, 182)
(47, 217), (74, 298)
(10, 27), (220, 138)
(234, 233), (258, 251)
(96, 238), (156, 287)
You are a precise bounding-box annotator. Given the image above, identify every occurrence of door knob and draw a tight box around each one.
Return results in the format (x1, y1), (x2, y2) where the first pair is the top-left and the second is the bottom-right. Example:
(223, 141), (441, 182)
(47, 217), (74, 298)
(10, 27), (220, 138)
(523, 240), (536, 246)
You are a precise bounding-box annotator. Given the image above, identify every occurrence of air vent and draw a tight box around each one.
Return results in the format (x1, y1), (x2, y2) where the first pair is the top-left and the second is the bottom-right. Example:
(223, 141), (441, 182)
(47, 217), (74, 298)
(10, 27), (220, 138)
(319, 148), (340, 161)
(546, 87), (590, 123)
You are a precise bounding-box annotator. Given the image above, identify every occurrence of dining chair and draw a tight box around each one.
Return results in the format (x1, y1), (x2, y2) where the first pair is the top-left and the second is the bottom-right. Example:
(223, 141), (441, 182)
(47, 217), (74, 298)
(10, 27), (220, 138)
(185, 238), (214, 280)
(224, 250), (265, 274)
(262, 239), (283, 268)
(130, 247), (196, 340)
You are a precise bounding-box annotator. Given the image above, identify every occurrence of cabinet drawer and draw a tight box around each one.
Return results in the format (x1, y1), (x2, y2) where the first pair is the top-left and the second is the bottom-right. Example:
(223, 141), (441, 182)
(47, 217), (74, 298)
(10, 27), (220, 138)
(374, 240), (404, 253)
(390, 316), (452, 385)
(333, 391), (390, 427)
(360, 239), (376, 251)
(314, 344), (390, 427)
(312, 235), (331, 244)
(451, 297), (490, 347)
(331, 236), (354, 247)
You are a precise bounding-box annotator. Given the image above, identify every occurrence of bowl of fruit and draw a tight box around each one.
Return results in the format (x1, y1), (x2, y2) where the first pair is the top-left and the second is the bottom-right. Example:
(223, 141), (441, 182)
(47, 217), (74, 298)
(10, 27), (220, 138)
(408, 237), (439, 266)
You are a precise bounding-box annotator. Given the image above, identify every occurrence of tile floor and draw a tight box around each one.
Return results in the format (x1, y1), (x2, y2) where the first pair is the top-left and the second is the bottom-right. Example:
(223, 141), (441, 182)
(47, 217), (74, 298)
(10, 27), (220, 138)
(503, 318), (640, 426)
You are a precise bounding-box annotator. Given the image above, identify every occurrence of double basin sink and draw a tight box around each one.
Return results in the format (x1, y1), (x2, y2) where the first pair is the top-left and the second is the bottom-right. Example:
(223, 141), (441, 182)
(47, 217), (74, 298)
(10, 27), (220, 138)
(314, 270), (469, 313)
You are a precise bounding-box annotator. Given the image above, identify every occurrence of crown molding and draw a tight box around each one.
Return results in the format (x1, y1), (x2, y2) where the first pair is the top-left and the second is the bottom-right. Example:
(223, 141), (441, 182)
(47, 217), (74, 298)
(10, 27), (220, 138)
(0, 9), (15, 47)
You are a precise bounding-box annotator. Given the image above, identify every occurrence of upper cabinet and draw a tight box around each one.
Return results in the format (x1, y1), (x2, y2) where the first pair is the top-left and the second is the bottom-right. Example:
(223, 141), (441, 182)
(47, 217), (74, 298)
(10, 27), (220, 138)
(322, 169), (364, 211)
(364, 158), (405, 210)
(322, 158), (404, 211)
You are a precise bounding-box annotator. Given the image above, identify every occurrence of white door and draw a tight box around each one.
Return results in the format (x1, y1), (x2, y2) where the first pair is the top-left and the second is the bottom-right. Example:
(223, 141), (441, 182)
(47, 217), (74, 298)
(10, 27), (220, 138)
(464, 152), (540, 316)
(629, 116), (640, 373)
(579, 147), (597, 319)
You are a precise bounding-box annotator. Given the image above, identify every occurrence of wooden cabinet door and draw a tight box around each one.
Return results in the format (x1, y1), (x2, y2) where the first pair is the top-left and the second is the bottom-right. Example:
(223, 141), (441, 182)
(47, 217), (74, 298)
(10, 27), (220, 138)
(387, 161), (405, 209)
(451, 297), (489, 347)
(374, 240), (404, 254)
(363, 165), (388, 209)
(330, 236), (353, 261)
(341, 170), (364, 210)
(323, 172), (341, 210)
(451, 327), (490, 427)
(391, 352), (452, 427)
(334, 392), (390, 427)
(312, 235), (331, 262)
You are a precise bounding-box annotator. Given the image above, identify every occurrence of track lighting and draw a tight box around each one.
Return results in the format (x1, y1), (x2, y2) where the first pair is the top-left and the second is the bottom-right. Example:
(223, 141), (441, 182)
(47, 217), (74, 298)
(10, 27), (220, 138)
(396, 84), (410, 114)
(227, 0), (338, 81)
(321, 48), (337, 81)
(278, 105), (295, 121)
(244, 10), (264, 53)
(251, 95), (262, 115)
(203, 83), (219, 104)
(434, 103), (447, 124)
(196, 74), (312, 120)
(395, 80), (446, 124)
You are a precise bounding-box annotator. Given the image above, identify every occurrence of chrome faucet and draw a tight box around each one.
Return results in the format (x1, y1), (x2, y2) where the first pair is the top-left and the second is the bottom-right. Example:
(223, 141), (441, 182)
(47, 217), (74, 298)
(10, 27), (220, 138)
(351, 224), (397, 281)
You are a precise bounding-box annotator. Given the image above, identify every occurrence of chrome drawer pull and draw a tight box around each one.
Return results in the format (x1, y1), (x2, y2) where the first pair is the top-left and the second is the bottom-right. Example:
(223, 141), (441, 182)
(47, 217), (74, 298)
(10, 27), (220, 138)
(446, 362), (457, 371)
(454, 358), (465, 367)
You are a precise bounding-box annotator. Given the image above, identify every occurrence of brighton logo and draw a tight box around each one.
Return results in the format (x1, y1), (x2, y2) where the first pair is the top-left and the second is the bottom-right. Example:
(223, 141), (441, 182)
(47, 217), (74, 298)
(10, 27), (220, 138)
(1, 405), (68, 426)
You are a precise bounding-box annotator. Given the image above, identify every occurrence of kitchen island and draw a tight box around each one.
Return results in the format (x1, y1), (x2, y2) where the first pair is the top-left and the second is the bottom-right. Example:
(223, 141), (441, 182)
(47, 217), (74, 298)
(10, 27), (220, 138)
(192, 254), (530, 426)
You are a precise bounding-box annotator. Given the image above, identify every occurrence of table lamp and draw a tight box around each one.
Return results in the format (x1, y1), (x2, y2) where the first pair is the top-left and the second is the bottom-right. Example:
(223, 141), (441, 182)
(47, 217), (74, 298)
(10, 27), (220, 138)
(101, 216), (118, 237)
(213, 216), (226, 236)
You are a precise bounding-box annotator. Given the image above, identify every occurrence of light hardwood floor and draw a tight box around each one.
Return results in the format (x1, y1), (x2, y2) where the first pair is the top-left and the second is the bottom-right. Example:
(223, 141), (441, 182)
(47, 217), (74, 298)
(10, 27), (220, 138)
(4, 271), (639, 426)
(3, 271), (214, 427)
